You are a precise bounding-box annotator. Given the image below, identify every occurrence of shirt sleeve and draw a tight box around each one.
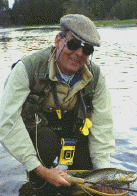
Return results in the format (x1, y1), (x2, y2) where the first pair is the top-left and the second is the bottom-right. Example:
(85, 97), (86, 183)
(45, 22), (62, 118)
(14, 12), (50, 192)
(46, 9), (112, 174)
(0, 61), (41, 172)
(88, 69), (115, 169)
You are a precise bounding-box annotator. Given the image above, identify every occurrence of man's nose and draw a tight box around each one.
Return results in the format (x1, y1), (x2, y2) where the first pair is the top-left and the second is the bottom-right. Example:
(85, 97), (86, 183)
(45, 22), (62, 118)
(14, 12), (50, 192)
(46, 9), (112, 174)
(75, 47), (83, 56)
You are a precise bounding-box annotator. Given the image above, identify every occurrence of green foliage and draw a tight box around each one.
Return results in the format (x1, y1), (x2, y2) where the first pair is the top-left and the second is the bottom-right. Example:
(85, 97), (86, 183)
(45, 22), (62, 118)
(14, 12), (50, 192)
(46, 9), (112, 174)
(65, 0), (108, 19)
(101, 0), (117, 12)
(10, 0), (67, 25)
(10, 0), (20, 24)
(63, 0), (94, 18)
(0, 0), (11, 27)
(110, 0), (137, 19)
(0, 0), (9, 11)
(91, 0), (106, 18)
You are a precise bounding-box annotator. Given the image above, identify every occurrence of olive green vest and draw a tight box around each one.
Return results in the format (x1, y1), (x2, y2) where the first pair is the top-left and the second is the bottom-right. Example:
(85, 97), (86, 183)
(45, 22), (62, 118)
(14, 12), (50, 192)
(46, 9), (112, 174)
(15, 46), (100, 126)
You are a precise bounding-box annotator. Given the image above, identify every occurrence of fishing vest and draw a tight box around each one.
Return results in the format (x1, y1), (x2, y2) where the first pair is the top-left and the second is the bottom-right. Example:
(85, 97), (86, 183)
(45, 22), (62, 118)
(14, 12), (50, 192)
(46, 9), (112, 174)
(12, 46), (100, 132)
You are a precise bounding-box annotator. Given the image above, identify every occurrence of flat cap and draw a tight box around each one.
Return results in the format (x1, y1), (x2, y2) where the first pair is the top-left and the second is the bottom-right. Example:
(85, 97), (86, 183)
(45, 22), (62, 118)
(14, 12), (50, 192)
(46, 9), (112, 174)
(60, 14), (100, 47)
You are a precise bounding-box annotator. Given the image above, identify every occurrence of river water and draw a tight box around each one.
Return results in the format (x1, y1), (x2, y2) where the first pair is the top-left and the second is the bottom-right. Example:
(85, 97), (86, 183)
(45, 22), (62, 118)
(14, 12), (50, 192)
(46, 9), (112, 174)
(0, 25), (137, 196)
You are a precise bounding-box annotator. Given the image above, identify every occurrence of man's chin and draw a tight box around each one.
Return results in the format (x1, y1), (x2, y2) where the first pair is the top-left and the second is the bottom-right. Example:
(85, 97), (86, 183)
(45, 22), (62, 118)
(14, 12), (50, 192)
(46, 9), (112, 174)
(68, 63), (82, 73)
(67, 68), (78, 74)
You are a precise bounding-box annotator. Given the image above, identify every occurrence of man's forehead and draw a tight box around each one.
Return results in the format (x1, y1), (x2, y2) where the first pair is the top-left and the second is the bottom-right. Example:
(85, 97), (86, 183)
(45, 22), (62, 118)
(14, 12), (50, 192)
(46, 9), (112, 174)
(65, 31), (75, 39)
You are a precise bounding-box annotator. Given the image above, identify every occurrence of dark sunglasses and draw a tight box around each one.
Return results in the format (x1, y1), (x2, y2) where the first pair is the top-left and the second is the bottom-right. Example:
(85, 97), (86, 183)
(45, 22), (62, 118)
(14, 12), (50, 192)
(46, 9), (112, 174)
(63, 37), (94, 56)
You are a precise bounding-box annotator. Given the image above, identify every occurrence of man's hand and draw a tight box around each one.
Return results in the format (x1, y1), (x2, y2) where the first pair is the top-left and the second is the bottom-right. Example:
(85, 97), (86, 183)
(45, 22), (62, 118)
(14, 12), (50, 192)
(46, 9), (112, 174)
(34, 164), (72, 187)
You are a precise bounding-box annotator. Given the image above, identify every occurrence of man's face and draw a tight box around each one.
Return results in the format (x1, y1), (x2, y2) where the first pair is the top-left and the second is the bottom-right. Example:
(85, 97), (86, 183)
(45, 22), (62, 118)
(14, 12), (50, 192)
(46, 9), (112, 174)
(55, 31), (89, 76)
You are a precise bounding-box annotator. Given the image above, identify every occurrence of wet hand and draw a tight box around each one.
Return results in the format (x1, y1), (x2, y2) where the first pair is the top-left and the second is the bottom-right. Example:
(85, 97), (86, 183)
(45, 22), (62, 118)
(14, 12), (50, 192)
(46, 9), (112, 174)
(34, 164), (72, 187)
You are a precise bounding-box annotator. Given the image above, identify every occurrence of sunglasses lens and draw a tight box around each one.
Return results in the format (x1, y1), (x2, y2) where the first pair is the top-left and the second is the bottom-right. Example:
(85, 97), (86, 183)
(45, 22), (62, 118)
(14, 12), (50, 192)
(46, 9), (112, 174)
(67, 39), (81, 51)
(83, 46), (94, 55)
(66, 38), (94, 55)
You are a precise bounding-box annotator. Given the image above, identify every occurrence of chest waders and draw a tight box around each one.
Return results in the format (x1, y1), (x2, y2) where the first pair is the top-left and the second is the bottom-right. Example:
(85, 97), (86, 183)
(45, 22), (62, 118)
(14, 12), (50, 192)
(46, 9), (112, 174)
(27, 82), (94, 191)
(29, 80), (93, 166)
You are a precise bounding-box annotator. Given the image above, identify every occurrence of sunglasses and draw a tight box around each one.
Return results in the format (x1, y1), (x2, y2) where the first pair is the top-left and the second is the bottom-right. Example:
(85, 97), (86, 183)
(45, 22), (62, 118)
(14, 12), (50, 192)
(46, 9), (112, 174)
(63, 37), (94, 56)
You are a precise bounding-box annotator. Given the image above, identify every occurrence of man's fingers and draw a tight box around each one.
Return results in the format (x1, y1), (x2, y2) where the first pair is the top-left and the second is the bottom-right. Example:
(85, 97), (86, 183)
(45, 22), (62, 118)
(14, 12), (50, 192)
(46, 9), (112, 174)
(48, 169), (72, 187)
(60, 176), (72, 186)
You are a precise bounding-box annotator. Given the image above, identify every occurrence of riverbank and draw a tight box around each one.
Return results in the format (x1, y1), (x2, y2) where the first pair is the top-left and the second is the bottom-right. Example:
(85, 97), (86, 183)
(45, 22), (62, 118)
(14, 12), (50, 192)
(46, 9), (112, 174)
(1, 19), (137, 30)
(94, 19), (137, 27)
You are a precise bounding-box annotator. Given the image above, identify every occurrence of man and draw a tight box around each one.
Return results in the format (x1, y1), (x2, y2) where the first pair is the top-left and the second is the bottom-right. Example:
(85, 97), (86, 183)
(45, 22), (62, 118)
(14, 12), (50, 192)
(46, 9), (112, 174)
(0, 14), (115, 191)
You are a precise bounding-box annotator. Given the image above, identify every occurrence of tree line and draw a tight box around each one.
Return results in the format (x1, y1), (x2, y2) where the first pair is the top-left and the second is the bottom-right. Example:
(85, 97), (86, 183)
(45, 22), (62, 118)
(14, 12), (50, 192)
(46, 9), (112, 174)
(9, 0), (67, 25)
(65, 0), (137, 20)
(0, 0), (137, 26)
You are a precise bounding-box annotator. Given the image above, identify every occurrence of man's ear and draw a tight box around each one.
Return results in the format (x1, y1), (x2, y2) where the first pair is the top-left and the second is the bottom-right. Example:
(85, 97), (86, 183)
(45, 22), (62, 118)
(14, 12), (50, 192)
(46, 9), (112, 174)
(55, 34), (61, 49)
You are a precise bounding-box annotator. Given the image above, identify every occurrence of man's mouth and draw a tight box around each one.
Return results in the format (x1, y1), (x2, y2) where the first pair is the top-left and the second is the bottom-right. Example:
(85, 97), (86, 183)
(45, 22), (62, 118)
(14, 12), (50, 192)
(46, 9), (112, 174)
(70, 57), (80, 62)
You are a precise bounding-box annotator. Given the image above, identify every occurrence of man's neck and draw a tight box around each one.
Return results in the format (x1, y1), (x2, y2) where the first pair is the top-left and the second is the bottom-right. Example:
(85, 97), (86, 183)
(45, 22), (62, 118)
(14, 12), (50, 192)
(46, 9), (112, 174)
(56, 63), (75, 84)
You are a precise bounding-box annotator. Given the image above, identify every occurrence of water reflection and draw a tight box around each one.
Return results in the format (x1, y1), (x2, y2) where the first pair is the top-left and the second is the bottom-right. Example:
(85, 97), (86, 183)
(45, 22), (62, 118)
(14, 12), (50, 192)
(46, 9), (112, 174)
(0, 26), (137, 196)
(0, 36), (12, 42)
(0, 33), (12, 52)
(0, 28), (60, 65)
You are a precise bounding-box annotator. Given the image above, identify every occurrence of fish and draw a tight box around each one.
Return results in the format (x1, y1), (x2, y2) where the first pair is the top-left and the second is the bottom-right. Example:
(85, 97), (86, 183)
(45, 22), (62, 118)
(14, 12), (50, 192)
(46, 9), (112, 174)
(68, 168), (137, 186)
(65, 168), (137, 196)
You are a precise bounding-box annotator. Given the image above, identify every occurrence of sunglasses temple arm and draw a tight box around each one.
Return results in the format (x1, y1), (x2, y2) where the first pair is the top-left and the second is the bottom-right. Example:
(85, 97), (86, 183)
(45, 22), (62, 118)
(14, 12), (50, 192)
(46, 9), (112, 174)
(56, 43), (66, 62)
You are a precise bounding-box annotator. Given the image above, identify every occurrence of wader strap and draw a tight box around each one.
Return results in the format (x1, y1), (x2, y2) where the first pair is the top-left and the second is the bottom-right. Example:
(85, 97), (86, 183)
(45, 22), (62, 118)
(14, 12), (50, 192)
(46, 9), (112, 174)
(51, 81), (61, 119)
(51, 82), (60, 110)
(78, 91), (87, 119)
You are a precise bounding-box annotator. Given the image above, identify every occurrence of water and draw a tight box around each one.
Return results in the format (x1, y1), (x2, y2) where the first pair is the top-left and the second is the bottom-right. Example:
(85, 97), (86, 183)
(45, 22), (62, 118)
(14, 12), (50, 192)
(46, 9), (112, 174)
(0, 26), (137, 195)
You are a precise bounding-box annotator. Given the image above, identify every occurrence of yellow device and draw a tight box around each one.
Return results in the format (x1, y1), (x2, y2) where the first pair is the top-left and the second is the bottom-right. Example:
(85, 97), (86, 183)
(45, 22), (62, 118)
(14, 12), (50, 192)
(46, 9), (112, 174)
(59, 138), (76, 165)
(80, 118), (92, 136)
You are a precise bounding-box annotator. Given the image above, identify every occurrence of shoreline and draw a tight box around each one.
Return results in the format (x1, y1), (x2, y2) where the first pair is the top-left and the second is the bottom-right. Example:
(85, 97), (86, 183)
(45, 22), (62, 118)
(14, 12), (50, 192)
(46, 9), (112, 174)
(94, 19), (137, 27)
(0, 19), (137, 30)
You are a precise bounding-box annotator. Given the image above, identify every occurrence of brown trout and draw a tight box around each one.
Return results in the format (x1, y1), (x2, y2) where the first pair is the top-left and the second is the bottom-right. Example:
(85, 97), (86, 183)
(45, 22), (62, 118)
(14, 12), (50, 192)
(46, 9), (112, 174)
(68, 168), (137, 186)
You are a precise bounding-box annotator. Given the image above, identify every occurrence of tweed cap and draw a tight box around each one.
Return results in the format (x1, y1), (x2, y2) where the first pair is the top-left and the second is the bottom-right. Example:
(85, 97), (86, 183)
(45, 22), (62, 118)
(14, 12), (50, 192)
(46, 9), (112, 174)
(60, 14), (100, 47)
